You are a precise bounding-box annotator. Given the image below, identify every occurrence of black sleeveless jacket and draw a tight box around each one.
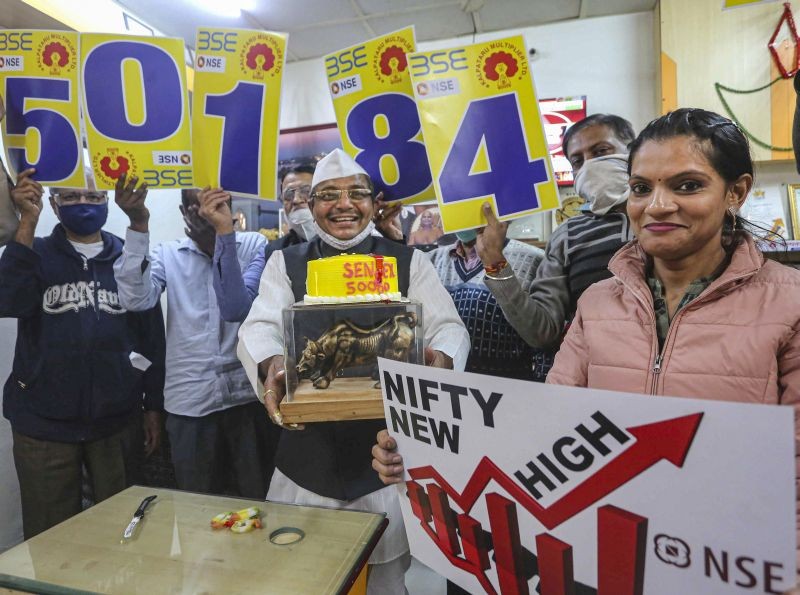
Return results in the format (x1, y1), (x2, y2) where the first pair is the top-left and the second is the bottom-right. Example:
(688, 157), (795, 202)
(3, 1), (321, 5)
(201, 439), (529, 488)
(276, 235), (414, 501)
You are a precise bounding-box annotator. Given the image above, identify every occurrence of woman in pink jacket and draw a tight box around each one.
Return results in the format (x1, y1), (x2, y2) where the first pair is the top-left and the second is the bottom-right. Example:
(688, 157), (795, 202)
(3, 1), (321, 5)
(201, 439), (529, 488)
(373, 108), (800, 577)
(545, 108), (800, 588)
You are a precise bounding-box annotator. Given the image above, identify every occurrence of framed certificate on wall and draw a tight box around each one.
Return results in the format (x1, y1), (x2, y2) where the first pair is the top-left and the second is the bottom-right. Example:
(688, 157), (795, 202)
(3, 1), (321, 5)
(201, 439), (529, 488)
(788, 184), (800, 240)
(742, 187), (787, 240)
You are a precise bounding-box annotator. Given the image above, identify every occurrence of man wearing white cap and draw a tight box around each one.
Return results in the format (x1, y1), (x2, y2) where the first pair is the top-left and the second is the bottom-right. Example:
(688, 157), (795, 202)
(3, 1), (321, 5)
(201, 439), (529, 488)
(237, 149), (469, 594)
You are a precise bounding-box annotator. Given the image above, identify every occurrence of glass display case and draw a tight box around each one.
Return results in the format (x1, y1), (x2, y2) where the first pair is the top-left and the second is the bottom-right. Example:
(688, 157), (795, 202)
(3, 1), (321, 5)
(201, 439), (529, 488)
(280, 301), (424, 423)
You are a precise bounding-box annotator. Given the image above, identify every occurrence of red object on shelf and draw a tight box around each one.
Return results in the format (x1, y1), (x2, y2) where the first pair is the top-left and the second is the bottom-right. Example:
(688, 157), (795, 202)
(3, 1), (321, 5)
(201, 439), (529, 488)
(768, 2), (799, 79)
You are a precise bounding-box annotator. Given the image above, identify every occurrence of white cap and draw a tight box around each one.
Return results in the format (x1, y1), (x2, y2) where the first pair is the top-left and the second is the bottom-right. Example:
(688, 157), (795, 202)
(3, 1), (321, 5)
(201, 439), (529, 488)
(311, 149), (369, 190)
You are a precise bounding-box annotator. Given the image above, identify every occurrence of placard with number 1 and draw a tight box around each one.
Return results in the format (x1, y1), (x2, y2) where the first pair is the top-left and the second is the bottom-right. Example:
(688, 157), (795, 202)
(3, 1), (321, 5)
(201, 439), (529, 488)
(192, 28), (287, 199)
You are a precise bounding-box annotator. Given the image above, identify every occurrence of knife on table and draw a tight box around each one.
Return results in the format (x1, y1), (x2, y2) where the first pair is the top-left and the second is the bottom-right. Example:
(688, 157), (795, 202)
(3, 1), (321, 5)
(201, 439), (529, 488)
(122, 495), (157, 540)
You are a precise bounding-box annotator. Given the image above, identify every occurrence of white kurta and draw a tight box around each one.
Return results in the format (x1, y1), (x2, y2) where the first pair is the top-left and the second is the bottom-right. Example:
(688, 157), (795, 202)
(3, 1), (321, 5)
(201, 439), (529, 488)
(237, 246), (469, 564)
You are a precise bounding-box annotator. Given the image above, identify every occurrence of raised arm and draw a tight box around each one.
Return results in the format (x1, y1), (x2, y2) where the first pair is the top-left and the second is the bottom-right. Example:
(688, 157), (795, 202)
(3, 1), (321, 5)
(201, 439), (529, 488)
(112, 174), (166, 311)
(200, 187), (266, 322)
(479, 203), (570, 348)
(0, 168), (44, 318)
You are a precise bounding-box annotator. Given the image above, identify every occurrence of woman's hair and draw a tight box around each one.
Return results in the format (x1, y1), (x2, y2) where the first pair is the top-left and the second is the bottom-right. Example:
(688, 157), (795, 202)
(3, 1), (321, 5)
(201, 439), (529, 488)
(627, 108), (778, 248)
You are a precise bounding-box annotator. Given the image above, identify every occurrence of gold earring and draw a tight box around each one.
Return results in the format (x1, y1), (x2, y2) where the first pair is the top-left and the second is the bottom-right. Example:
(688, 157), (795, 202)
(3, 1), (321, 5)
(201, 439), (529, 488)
(727, 207), (738, 230)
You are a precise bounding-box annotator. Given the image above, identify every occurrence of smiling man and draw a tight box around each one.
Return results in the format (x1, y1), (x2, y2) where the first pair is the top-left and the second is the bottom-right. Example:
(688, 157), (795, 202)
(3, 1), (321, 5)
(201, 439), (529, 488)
(237, 149), (469, 595)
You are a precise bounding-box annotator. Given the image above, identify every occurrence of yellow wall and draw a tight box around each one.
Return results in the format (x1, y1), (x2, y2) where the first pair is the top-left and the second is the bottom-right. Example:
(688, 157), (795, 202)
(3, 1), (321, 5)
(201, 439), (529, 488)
(659, 0), (798, 161)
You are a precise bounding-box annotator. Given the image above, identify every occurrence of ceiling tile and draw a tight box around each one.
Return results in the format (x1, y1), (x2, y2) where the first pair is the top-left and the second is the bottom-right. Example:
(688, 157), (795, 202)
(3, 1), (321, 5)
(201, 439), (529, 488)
(369, 6), (474, 42)
(250, 0), (358, 31)
(478, 0), (581, 31)
(117, 0), (247, 46)
(288, 23), (374, 60)
(355, 0), (459, 16)
(0, 0), (70, 30)
(580, 0), (657, 18)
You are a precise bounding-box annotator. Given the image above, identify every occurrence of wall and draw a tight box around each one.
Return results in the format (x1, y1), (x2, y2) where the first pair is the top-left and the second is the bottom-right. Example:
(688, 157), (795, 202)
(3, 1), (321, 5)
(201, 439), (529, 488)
(660, 0), (799, 161)
(660, 0), (800, 238)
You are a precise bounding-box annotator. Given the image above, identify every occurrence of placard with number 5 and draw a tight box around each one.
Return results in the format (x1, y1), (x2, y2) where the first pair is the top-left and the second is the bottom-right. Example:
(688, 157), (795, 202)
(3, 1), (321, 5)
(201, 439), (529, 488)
(81, 34), (193, 190)
(325, 27), (434, 204)
(409, 36), (559, 233)
(192, 28), (286, 199)
(0, 30), (85, 188)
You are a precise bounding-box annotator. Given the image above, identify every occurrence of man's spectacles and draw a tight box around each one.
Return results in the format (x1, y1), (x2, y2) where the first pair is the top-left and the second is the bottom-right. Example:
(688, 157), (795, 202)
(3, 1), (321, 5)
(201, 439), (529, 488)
(311, 188), (373, 203)
(52, 191), (108, 205)
(281, 185), (311, 204)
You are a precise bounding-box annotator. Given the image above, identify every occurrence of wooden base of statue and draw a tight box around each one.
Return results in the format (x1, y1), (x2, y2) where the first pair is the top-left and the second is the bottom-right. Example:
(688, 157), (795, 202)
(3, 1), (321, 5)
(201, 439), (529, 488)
(279, 377), (385, 423)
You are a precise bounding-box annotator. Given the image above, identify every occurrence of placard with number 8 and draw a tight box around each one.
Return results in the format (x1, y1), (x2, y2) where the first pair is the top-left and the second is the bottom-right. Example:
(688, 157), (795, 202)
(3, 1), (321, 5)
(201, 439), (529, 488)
(325, 27), (434, 204)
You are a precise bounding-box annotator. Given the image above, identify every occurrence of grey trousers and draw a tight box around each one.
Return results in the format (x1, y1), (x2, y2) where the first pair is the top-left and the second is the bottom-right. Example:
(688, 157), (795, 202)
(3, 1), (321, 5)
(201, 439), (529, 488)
(12, 424), (135, 540)
(165, 401), (279, 499)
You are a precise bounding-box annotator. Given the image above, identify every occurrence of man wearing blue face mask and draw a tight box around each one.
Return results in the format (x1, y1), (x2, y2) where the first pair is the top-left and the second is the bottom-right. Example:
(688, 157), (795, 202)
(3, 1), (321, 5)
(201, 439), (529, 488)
(0, 168), (166, 539)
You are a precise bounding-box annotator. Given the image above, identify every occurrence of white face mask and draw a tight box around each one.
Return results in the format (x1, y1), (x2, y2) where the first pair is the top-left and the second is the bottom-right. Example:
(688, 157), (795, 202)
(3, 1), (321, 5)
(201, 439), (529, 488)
(313, 220), (376, 251)
(573, 153), (630, 216)
(287, 207), (316, 240)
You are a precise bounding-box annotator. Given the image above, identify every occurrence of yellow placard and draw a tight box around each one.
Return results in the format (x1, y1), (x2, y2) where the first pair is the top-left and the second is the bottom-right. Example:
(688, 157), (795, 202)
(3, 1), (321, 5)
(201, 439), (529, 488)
(0, 30), (85, 187)
(192, 28), (286, 199)
(325, 27), (434, 204)
(722, 0), (779, 9)
(408, 36), (559, 233)
(80, 33), (192, 190)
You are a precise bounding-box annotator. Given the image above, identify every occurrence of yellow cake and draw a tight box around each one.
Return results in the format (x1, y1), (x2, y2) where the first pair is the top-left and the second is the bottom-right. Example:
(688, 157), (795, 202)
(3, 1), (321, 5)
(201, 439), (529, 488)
(305, 254), (402, 304)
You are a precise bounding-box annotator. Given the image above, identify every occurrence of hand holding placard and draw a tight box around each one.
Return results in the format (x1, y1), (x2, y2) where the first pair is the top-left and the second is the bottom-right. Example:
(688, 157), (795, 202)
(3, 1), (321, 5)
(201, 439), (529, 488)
(11, 168), (43, 220)
(197, 187), (234, 235)
(114, 173), (149, 233)
(11, 168), (42, 247)
(476, 203), (508, 266)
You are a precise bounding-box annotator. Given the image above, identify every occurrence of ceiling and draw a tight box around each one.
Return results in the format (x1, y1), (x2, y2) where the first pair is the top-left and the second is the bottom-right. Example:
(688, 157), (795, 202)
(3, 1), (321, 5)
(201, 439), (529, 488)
(108, 0), (657, 61)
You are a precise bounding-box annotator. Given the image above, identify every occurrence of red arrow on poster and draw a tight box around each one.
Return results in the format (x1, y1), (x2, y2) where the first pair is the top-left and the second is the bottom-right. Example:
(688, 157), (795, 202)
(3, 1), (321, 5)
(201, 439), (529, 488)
(408, 412), (703, 530)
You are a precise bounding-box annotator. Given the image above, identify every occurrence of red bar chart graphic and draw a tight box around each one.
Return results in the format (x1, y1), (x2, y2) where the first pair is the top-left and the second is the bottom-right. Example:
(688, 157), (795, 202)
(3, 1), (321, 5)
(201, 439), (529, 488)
(405, 413), (701, 594)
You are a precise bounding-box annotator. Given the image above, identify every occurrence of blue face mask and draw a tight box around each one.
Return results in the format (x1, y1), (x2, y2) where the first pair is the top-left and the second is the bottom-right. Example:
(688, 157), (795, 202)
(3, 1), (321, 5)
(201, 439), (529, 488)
(455, 229), (478, 243)
(58, 202), (108, 236)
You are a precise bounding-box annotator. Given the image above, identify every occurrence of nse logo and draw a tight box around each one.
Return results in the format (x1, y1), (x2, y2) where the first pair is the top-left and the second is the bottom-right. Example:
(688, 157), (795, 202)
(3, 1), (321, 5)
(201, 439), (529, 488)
(195, 55), (226, 72)
(325, 44), (368, 77)
(0, 56), (23, 71)
(409, 49), (468, 77)
(330, 74), (362, 98)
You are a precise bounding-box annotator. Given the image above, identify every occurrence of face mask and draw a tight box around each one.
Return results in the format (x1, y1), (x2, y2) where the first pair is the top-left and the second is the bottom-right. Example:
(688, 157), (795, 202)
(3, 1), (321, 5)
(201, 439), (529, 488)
(455, 229), (478, 243)
(313, 220), (376, 251)
(287, 207), (316, 240)
(58, 203), (108, 236)
(573, 153), (630, 216)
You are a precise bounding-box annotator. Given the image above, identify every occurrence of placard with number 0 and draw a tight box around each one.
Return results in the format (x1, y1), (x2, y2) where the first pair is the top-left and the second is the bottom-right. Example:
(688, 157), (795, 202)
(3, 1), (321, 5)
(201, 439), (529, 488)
(80, 33), (193, 190)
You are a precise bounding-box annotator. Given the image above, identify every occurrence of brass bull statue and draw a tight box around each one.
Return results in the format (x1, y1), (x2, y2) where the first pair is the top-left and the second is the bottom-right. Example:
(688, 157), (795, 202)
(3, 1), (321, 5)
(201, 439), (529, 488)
(296, 312), (417, 389)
